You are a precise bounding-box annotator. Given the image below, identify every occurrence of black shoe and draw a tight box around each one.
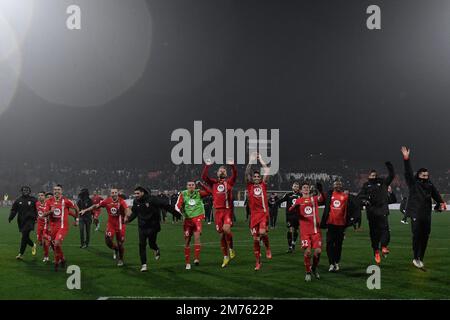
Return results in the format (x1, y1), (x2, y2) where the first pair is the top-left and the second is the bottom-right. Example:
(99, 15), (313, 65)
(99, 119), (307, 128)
(155, 249), (161, 260)
(286, 247), (293, 253)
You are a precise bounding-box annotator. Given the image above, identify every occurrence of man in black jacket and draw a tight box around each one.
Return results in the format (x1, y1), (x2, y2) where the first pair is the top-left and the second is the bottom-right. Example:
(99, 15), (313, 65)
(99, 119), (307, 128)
(401, 146), (446, 270)
(358, 161), (395, 265)
(8, 186), (38, 259)
(320, 180), (360, 272)
(77, 188), (93, 249)
(126, 186), (181, 272)
(268, 193), (279, 229)
(276, 182), (302, 253)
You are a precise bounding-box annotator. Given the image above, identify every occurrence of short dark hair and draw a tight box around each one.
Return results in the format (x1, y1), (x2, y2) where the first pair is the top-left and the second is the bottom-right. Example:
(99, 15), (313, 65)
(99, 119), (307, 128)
(45, 192), (53, 197)
(134, 186), (149, 194)
(369, 170), (377, 174)
(38, 191), (46, 195)
(300, 181), (309, 188)
(55, 184), (63, 188)
(253, 170), (261, 175)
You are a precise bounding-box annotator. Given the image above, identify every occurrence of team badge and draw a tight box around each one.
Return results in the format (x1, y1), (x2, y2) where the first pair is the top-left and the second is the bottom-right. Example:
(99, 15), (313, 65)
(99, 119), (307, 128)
(217, 185), (225, 192)
(253, 187), (262, 196)
(53, 208), (62, 216)
(304, 206), (313, 215)
(111, 207), (118, 215)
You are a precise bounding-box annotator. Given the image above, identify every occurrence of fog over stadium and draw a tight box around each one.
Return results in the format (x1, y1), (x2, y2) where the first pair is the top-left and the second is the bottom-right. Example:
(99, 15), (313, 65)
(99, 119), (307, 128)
(0, 0), (449, 171)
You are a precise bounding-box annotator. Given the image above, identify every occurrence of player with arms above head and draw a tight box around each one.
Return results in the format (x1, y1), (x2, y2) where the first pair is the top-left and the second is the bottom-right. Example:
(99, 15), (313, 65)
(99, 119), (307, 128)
(175, 180), (211, 270)
(401, 146), (447, 270)
(276, 181), (302, 253)
(36, 191), (51, 262)
(43, 185), (79, 271)
(245, 152), (272, 271)
(289, 182), (325, 282)
(201, 158), (237, 268)
(81, 188), (131, 267)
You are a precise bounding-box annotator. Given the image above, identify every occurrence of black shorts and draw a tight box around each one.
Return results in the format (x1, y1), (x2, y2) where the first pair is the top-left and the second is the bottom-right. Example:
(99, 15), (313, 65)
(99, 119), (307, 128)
(286, 214), (299, 229)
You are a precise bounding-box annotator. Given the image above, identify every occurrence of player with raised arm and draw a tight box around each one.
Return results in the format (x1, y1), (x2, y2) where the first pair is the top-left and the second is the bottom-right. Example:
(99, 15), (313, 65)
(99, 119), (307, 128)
(201, 158), (237, 268)
(80, 188), (131, 267)
(246, 152), (272, 271)
(175, 181), (211, 270)
(43, 185), (79, 271)
(289, 182), (325, 282)
(401, 146), (447, 270)
(276, 182), (302, 253)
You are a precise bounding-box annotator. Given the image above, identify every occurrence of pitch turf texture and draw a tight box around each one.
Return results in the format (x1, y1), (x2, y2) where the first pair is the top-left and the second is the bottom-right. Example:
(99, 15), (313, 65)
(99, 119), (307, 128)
(0, 208), (449, 300)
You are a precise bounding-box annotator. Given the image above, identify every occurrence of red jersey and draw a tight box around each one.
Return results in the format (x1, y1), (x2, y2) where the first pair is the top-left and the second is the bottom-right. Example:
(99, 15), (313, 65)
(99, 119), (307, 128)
(201, 164), (237, 209)
(247, 181), (269, 213)
(327, 191), (348, 226)
(98, 197), (128, 229)
(290, 194), (324, 235)
(44, 196), (77, 229)
(36, 201), (48, 222)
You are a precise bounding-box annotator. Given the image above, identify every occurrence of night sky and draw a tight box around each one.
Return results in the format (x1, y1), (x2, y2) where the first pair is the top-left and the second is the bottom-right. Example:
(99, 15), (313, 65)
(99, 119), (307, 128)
(0, 0), (449, 170)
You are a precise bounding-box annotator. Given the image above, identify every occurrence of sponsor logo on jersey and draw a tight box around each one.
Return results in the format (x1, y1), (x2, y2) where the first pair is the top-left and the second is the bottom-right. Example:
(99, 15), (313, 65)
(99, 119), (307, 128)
(110, 207), (118, 215)
(333, 200), (341, 208)
(253, 187), (262, 196)
(304, 206), (313, 215)
(53, 208), (62, 216)
(188, 199), (196, 206)
(217, 185), (225, 192)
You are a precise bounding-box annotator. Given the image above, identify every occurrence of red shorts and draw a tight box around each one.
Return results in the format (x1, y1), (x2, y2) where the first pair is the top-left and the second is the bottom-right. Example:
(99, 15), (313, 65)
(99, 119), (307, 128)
(92, 209), (101, 220)
(250, 219), (268, 236)
(105, 224), (126, 242)
(301, 232), (322, 250)
(214, 208), (233, 233)
(184, 214), (205, 237)
(36, 219), (49, 242)
(49, 224), (68, 242)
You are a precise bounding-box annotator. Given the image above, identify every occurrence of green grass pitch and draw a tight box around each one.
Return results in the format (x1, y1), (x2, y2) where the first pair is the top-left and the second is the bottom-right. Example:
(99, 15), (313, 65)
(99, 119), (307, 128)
(0, 207), (449, 300)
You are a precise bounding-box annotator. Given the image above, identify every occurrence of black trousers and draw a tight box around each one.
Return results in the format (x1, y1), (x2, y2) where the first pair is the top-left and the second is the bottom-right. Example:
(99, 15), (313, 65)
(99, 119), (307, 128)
(326, 225), (346, 265)
(367, 214), (390, 251)
(79, 218), (92, 246)
(269, 208), (278, 228)
(138, 227), (159, 265)
(205, 206), (212, 223)
(245, 206), (250, 221)
(411, 217), (431, 261)
(20, 229), (34, 255)
(161, 209), (167, 222)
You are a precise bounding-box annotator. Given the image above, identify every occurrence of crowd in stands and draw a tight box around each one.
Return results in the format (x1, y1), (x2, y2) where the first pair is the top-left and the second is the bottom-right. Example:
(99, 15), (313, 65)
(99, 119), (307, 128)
(0, 160), (449, 204)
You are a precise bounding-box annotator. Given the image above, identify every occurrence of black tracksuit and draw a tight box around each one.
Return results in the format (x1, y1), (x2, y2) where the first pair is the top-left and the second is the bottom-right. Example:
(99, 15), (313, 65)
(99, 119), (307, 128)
(276, 191), (302, 248)
(203, 195), (213, 223)
(358, 162), (395, 252)
(77, 196), (93, 247)
(157, 194), (169, 222)
(9, 196), (37, 255)
(128, 194), (180, 265)
(400, 197), (408, 221)
(268, 195), (279, 228)
(403, 158), (444, 261)
(321, 191), (361, 265)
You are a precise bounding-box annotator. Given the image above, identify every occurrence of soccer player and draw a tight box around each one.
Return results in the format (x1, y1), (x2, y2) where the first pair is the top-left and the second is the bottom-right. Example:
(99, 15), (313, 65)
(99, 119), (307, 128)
(92, 190), (104, 231)
(401, 146), (447, 269)
(126, 186), (180, 272)
(320, 180), (358, 272)
(36, 191), (51, 262)
(201, 159), (237, 268)
(8, 186), (38, 260)
(43, 185), (79, 271)
(268, 193), (279, 229)
(357, 161), (395, 264)
(81, 188), (130, 266)
(289, 182), (325, 282)
(245, 152), (272, 271)
(175, 181), (211, 269)
(276, 182), (302, 253)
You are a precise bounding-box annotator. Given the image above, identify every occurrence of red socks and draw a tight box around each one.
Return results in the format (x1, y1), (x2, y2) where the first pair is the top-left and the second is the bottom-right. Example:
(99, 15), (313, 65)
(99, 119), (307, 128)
(253, 239), (261, 262)
(194, 244), (201, 261)
(304, 254), (312, 273)
(313, 253), (320, 270)
(54, 244), (64, 263)
(184, 246), (191, 264)
(226, 232), (234, 249)
(261, 234), (270, 250)
(220, 235), (228, 256)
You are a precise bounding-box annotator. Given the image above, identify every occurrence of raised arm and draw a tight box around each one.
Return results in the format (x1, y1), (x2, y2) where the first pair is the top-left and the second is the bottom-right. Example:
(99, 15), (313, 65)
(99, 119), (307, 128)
(258, 153), (270, 183)
(201, 159), (215, 186)
(245, 152), (258, 183)
(384, 161), (395, 185)
(401, 146), (415, 187)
